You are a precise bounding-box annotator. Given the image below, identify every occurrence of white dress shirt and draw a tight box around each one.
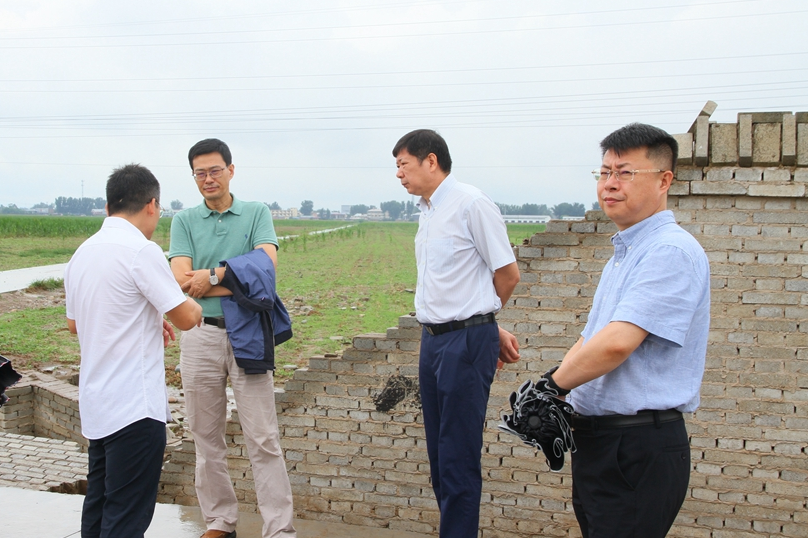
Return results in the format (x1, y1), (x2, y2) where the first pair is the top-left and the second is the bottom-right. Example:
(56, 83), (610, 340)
(414, 174), (516, 324)
(65, 217), (186, 440)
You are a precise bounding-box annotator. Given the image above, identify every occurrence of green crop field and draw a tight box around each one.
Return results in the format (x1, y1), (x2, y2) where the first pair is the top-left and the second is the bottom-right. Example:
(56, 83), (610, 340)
(0, 216), (352, 271)
(0, 218), (544, 377)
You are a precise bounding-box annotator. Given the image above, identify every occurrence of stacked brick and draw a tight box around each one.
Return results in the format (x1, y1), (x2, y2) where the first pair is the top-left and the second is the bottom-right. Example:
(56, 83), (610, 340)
(662, 107), (808, 538)
(0, 372), (84, 449)
(0, 432), (87, 492)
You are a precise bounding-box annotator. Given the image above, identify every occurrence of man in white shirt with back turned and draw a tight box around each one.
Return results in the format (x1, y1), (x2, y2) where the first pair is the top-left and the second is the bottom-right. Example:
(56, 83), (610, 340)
(65, 164), (201, 538)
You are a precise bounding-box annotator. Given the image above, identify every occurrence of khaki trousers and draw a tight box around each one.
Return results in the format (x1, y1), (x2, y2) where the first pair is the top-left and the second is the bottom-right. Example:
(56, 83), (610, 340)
(180, 324), (296, 538)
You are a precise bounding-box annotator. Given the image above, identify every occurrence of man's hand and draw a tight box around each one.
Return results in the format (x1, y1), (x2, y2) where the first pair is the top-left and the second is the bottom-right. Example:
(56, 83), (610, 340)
(497, 326), (520, 370)
(162, 319), (176, 347)
(181, 269), (214, 298)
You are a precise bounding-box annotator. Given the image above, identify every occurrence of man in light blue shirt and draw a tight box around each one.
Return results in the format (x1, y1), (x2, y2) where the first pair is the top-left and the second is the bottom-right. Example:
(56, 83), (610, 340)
(544, 123), (710, 538)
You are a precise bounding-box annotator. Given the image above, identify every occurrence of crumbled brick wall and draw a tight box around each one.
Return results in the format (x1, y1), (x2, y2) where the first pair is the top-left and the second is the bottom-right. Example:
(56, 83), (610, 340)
(1, 373), (85, 449)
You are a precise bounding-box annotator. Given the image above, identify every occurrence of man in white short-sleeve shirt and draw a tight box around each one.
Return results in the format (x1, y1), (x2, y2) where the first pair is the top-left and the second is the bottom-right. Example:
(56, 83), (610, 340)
(65, 164), (201, 538)
(393, 129), (521, 538)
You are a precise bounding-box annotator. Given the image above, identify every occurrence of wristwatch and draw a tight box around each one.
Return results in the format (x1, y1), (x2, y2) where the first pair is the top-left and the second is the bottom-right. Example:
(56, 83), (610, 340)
(209, 268), (219, 286)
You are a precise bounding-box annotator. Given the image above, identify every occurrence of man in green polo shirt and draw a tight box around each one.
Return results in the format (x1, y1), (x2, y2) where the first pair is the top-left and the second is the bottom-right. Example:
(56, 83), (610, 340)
(169, 138), (296, 538)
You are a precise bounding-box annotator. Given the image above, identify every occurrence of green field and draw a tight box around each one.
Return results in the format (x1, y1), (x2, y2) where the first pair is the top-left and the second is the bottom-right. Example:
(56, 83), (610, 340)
(0, 217), (544, 375)
(0, 216), (350, 271)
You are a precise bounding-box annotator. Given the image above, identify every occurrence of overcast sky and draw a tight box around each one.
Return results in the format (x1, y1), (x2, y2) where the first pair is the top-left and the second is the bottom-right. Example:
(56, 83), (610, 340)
(1, 0), (806, 212)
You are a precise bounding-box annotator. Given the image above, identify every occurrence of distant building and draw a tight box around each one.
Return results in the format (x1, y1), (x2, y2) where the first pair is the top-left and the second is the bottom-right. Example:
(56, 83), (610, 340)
(366, 208), (385, 221)
(26, 207), (52, 215)
(330, 212), (349, 220)
(271, 208), (299, 220)
(561, 215), (584, 221)
(501, 215), (551, 224)
(341, 205), (352, 215)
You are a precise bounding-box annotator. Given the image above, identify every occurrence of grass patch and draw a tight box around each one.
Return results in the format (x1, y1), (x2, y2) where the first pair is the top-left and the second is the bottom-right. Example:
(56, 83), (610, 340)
(507, 223), (546, 245)
(0, 237), (89, 271)
(272, 222), (417, 377)
(0, 306), (80, 366)
(0, 221), (172, 271)
(27, 278), (64, 292)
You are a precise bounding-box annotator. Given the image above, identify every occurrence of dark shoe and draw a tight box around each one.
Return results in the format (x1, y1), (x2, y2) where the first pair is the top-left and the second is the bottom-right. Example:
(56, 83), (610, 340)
(200, 530), (236, 538)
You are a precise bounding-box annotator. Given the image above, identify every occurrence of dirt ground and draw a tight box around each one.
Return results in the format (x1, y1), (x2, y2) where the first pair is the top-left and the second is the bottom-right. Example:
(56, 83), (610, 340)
(0, 288), (66, 315)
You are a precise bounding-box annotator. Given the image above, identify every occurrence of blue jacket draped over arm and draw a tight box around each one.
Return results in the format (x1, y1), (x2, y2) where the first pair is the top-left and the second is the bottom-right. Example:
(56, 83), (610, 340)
(219, 249), (293, 374)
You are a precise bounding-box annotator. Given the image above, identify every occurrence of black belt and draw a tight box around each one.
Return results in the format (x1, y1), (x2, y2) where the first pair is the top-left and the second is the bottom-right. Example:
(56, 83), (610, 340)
(572, 410), (682, 431)
(203, 316), (226, 329)
(422, 313), (496, 336)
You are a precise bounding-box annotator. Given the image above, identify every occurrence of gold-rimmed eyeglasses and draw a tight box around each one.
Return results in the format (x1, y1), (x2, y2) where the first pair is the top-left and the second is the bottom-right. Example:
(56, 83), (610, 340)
(592, 169), (664, 182)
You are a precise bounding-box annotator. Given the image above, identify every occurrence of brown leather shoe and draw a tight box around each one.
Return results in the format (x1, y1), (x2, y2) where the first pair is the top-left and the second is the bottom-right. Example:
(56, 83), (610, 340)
(200, 530), (236, 538)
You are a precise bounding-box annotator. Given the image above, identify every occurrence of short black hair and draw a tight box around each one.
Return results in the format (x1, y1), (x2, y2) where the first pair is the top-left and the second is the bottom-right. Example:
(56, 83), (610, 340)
(392, 129), (452, 174)
(600, 123), (678, 172)
(106, 164), (160, 216)
(188, 138), (232, 168)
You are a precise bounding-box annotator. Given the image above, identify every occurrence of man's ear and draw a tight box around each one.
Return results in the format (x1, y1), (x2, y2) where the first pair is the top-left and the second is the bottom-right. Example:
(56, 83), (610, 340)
(660, 170), (674, 193)
(425, 153), (439, 172)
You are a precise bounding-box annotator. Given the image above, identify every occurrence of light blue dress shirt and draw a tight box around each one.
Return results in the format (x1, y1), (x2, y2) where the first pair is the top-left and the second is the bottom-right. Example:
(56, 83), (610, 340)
(569, 210), (710, 416)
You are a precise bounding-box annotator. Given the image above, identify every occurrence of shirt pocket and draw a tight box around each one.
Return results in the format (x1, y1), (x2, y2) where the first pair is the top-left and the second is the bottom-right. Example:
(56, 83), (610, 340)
(427, 238), (454, 274)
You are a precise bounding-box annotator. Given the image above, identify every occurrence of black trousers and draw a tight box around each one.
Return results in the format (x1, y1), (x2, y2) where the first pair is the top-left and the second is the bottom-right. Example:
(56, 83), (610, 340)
(81, 418), (166, 538)
(571, 418), (690, 538)
(419, 323), (499, 538)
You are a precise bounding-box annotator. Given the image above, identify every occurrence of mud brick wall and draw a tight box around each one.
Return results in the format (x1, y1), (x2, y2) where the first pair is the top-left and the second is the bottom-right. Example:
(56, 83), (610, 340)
(0, 374), (85, 449)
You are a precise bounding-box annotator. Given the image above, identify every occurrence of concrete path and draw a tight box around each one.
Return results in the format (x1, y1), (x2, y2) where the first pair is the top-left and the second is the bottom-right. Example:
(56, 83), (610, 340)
(0, 487), (429, 537)
(0, 263), (67, 294)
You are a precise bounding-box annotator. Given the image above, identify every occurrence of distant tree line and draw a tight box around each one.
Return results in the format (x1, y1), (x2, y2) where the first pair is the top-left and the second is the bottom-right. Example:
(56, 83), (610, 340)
(496, 202), (589, 218)
(54, 197), (106, 216)
(0, 204), (27, 214)
(263, 199), (594, 221)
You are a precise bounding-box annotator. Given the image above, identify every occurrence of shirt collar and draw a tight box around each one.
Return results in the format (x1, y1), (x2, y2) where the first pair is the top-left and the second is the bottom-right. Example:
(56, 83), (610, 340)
(102, 216), (144, 237)
(197, 194), (243, 218)
(612, 209), (675, 247)
(417, 174), (456, 211)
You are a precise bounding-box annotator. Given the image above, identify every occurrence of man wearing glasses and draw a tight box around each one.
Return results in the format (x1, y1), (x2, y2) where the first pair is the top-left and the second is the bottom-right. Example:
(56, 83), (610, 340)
(169, 139), (295, 538)
(541, 123), (710, 537)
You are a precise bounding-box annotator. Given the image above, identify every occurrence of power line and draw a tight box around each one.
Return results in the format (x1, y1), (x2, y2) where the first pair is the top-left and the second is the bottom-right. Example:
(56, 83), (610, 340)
(0, 0), (772, 34)
(2, 9), (804, 49)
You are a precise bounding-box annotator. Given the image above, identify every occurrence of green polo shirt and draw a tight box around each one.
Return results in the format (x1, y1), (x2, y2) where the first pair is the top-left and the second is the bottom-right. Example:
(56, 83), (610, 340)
(169, 195), (278, 317)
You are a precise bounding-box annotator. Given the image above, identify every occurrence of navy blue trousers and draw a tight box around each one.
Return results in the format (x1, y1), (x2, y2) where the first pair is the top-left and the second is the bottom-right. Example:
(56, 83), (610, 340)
(81, 417), (166, 538)
(419, 323), (499, 538)
(572, 418), (691, 538)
